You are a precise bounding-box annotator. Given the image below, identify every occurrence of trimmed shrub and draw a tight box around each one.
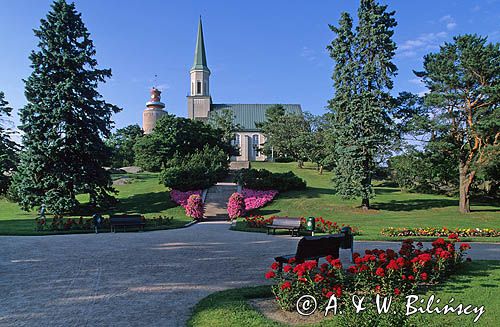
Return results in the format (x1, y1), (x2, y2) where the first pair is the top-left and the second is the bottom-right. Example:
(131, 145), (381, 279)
(186, 194), (204, 220)
(227, 192), (246, 219)
(234, 168), (306, 192)
(160, 145), (229, 191)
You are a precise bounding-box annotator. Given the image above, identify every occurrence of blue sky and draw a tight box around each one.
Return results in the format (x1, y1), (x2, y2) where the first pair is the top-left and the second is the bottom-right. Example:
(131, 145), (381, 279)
(1, 0), (499, 138)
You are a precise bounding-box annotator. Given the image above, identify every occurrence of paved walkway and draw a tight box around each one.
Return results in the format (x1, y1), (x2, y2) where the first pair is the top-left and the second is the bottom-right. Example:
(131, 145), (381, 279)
(0, 222), (498, 327)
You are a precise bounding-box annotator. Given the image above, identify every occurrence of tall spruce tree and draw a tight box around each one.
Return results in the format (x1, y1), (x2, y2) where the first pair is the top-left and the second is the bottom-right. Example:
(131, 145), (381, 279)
(0, 91), (18, 194)
(12, 0), (120, 213)
(327, 0), (397, 209)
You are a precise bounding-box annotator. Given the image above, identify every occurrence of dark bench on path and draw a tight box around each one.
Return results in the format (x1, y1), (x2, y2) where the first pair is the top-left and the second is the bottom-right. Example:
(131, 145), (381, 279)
(266, 217), (302, 236)
(110, 214), (145, 232)
(274, 227), (354, 271)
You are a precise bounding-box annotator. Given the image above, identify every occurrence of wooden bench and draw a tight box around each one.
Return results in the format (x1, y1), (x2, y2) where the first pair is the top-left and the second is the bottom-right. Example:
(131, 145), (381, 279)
(266, 217), (302, 236)
(274, 227), (354, 271)
(110, 214), (145, 232)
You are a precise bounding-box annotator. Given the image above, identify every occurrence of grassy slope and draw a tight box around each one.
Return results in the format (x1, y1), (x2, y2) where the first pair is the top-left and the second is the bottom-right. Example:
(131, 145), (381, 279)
(0, 173), (190, 235)
(187, 261), (500, 327)
(237, 162), (500, 242)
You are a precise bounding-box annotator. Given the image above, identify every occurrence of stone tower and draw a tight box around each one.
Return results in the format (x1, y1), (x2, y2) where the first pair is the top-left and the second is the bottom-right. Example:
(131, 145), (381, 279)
(187, 17), (211, 121)
(143, 87), (166, 134)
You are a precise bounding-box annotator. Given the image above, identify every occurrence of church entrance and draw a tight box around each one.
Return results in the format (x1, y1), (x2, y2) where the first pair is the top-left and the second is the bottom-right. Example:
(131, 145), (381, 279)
(248, 134), (259, 161)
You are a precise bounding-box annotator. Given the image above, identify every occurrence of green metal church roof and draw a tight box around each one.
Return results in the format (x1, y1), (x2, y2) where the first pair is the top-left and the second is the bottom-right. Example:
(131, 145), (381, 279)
(191, 17), (210, 72)
(210, 104), (303, 131)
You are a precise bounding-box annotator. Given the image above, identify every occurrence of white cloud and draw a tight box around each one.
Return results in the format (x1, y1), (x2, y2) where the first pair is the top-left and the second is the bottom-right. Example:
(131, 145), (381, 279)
(300, 46), (317, 62)
(409, 77), (424, 87)
(439, 15), (457, 30)
(397, 32), (448, 57)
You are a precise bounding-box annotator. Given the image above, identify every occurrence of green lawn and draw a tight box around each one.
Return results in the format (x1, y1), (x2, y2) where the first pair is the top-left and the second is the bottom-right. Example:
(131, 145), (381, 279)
(234, 162), (500, 242)
(0, 173), (191, 235)
(187, 260), (500, 327)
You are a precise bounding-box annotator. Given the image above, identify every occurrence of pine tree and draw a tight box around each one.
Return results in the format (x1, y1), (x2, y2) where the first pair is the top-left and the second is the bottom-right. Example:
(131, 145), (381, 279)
(328, 0), (397, 209)
(0, 91), (18, 194)
(415, 35), (500, 213)
(12, 0), (120, 213)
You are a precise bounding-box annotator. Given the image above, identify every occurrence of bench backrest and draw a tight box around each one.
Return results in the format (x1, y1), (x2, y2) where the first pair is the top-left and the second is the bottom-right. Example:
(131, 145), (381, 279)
(295, 235), (343, 260)
(110, 215), (143, 224)
(272, 217), (301, 227)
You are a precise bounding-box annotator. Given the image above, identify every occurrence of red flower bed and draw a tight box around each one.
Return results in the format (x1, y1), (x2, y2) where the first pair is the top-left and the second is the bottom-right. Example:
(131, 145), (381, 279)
(266, 236), (471, 312)
(244, 215), (274, 228)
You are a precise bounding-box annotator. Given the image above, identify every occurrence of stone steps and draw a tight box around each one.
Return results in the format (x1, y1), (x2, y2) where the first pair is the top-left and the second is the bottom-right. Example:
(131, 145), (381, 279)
(204, 182), (238, 220)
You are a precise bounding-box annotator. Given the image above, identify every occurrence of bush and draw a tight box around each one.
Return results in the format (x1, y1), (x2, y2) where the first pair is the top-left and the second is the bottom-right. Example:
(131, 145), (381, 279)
(274, 157), (295, 163)
(134, 114), (235, 172)
(160, 145), (229, 191)
(266, 237), (471, 324)
(234, 169), (306, 192)
(227, 192), (246, 219)
(185, 194), (204, 220)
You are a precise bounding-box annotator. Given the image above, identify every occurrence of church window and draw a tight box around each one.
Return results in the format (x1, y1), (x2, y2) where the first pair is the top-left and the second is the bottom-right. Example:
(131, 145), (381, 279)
(252, 134), (260, 156)
(197, 81), (202, 95)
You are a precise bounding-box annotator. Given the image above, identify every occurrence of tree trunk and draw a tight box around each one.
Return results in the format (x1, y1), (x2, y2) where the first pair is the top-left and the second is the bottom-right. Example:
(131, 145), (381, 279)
(458, 162), (474, 213)
(297, 160), (304, 168)
(319, 165), (323, 175)
(361, 197), (369, 210)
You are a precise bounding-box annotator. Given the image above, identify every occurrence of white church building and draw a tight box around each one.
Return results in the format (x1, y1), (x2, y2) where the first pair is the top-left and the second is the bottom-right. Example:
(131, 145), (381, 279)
(144, 18), (303, 162)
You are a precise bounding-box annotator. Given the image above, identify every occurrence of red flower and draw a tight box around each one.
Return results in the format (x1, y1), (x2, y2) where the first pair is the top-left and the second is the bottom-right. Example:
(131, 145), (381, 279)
(448, 233), (460, 241)
(265, 271), (276, 279)
(288, 257), (296, 264)
(396, 257), (406, 267)
(331, 258), (342, 269)
(354, 257), (362, 264)
(386, 259), (400, 270)
(401, 275), (407, 280)
(432, 238), (446, 247)
(359, 264), (369, 272)
(408, 275), (415, 281)
(460, 243), (471, 251)
(333, 285), (342, 297)
(284, 265), (293, 273)
(271, 262), (279, 270)
(314, 274), (325, 283)
(348, 265), (357, 274)
(420, 272), (428, 281)
(325, 291), (334, 298)
(394, 288), (401, 296)
(375, 285), (381, 293)
(439, 251), (452, 259)
(280, 281), (291, 290)
(375, 267), (385, 277)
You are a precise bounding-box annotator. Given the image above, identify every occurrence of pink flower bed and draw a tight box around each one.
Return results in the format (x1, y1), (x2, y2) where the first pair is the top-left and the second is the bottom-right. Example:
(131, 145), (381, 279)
(241, 188), (278, 211)
(170, 189), (202, 208)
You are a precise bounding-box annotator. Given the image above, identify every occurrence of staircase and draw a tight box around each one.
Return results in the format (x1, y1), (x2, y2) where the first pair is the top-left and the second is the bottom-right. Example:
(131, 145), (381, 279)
(204, 182), (238, 220)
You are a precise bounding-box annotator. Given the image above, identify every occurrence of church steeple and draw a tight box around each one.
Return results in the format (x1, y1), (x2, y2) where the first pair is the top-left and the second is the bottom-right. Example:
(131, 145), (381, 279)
(187, 17), (212, 120)
(191, 17), (210, 73)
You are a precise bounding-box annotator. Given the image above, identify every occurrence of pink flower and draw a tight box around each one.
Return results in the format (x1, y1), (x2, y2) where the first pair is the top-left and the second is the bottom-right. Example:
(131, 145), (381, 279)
(227, 192), (246, 219)
(170, 189), (202, 208)
(185, 194), (204, 220)
(241, 188), (278, 210)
